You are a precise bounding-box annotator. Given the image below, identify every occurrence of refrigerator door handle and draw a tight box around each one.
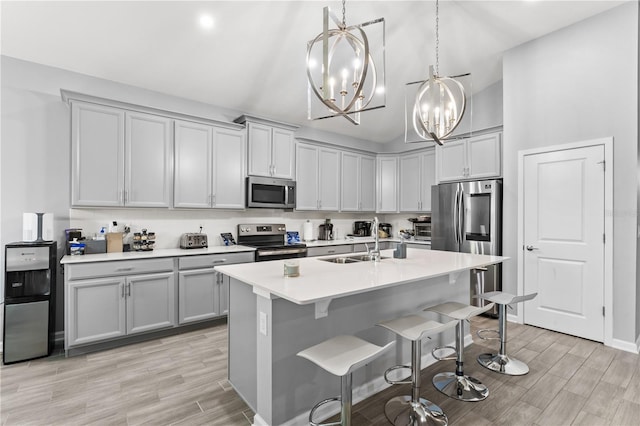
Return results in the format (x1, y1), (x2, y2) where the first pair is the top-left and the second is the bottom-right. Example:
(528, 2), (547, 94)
(454, 185), (460, 244)
(457, 184), (465, 244)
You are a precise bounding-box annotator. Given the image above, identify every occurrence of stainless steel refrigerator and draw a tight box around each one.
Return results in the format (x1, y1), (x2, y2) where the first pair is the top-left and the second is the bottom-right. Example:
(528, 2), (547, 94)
(431, 179), (502, 313)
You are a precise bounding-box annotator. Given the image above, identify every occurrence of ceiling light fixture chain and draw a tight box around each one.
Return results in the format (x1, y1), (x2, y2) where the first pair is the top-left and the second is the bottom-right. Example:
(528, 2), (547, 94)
(341, 0), (346, 29)
(435, 0), (440, 76)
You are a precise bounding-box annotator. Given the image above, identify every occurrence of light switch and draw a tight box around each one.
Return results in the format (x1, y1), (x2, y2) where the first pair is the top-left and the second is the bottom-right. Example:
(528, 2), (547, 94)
(259, 312), (268, 336)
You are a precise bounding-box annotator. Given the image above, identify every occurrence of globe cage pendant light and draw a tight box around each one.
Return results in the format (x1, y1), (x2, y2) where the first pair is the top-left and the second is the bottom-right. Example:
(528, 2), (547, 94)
(412, 0), (467, 145)
(306, 0), (386, 125)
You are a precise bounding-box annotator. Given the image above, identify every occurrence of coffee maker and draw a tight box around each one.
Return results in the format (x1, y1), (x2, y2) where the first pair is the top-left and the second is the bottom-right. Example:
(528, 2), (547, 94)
(318, 219), (334, 240)
(353, 221), (372, 237)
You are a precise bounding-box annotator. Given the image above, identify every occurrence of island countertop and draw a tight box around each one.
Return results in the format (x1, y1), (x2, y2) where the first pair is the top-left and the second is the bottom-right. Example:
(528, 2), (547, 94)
(215, 248), (507, 305)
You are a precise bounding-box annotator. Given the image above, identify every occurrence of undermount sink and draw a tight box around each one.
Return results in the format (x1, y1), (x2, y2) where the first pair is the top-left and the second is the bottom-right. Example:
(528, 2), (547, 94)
(319, 255), (390, 264)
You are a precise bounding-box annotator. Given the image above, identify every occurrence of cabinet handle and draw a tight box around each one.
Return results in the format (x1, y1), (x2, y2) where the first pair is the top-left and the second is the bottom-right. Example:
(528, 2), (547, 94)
(124, 190), (128, 203)
(211, 259), (227, 264)
(116, 267), (134, 272)
(328, 250), (336, 254)
(127, 283), (131, 297)
(121, 283), (125, 298)
(272, 165), (276, 176)
(212, 194), (216, 206)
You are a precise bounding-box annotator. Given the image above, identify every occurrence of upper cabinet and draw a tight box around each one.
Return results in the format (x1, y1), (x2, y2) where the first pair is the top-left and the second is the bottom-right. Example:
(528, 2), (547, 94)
(436, 132), (502, 182)
(71, 101), (172, 208)
(174, 120), (246, 209)
(399, 149), (435, 212)
(341, 153), (376, 212)
(235, 115), (298, 180)
(296, 143), (340, 211)
(376, 156), (398, 213)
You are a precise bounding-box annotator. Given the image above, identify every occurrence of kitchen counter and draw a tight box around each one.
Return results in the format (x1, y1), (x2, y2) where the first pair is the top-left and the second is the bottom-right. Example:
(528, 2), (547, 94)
(303, 237), (431, 247)
(219, 248), (508, 426)
(60, 244), (256, 264)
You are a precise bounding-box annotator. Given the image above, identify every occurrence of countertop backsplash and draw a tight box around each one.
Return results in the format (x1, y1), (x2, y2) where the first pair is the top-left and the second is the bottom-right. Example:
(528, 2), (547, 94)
(69, 208), (418, 250)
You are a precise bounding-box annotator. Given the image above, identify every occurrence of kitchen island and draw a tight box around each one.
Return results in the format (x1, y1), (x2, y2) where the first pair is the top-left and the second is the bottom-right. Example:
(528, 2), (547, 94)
(215, 248), (507, 426)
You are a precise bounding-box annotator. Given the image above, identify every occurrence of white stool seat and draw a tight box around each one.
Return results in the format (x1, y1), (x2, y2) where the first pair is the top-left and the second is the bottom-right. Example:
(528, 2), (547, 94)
(425, 301), (495, 320)
(297, 335), (393, 377)
(378, 315), (457, 342)
(478, 291), (537, 306)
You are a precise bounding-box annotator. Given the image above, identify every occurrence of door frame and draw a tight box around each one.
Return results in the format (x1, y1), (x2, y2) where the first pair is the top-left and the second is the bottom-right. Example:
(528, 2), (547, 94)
(516, 137), (613, 347)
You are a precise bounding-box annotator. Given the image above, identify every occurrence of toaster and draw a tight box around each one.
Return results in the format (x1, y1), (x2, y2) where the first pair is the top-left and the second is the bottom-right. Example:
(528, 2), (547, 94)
(180, 233), (208, 249)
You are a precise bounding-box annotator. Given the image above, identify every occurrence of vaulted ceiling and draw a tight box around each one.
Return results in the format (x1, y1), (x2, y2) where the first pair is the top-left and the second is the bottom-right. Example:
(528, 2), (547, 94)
(1, 1), (627, 143)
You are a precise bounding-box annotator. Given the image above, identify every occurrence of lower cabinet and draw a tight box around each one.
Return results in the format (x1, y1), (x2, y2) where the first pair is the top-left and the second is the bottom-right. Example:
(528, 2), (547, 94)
(177, 252), (254, 324)
(67, 272), (175, 347)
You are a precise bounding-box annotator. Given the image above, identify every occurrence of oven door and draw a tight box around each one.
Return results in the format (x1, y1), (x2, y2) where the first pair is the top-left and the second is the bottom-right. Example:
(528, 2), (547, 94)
(255, 247), (307, 262)
(414, 223), (432, 241)
(247, 176), (296, 209)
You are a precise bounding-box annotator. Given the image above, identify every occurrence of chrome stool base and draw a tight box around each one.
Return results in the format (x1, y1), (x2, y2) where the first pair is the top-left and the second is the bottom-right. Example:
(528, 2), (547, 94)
(385, 395), (448, 426)
(478, 353), (529, 376)
(432, 372), (489, 402)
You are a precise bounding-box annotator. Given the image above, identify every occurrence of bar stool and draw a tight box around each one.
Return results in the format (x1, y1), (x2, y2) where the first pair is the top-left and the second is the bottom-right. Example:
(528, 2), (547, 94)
(424, 302), (495, 402)
(377, 315), (458, 426)
(297, 335), (394, 426)
(476, 291), (538, 375)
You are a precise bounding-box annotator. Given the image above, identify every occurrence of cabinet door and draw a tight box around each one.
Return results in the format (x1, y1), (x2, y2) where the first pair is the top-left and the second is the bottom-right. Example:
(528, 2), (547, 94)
(174, 120), (213, 208)
(360, 155), (376, 212)
(126, 272), (176, 335)
(271, 127), (295, 179)
(377, 156), (398, 213)
(67, 277), (126, 347)
(219, 273), (230, 316)
(213, 127), (246, 209)
(318, 148), (340, 211)
(178, 269), (219, 324)
(340, 152), (360, 212)
(71, 102), (124, 207)
(399, 154), (421, 212)
(296, 144), (320, 210)
(467, 132), (502, 179)
(125, 112), (173, 207)
(420, 150), (436, 211)
(247, 122), (272, 177)
(437, 140), (467, 182)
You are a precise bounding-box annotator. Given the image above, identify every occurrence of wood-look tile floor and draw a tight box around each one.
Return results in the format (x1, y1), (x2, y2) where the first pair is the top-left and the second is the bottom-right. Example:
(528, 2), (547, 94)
(1, 316), (639, 425)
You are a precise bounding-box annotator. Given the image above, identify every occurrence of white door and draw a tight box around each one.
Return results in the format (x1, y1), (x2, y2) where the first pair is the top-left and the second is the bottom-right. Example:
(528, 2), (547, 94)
(296, 144), (319, 210)
(173, 120), (213, 208)
(523, 145), (605, 341)
(318, 148), (340, 211)
(213, 127), (246, 209)
(341, 152), (360, 212)
(360, 155), (376, 212)
(399, 153), (420, 212)
(126, 272), (176, 335)
(420, 150), (436, 211)
(271, 127), (295, 179)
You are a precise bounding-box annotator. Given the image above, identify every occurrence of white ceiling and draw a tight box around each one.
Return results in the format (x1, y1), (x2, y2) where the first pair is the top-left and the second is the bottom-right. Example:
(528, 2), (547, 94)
(0, 0), (627, 143)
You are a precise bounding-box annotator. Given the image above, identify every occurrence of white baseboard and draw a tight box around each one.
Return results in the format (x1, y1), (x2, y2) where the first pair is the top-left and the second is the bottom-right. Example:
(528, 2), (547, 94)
(611, 337), (639, 354)
(278, 334), (473, 426)
(252, 414), (269, 426)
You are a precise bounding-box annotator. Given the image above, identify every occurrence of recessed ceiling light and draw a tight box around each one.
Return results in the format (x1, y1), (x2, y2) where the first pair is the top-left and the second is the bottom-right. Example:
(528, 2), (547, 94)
(199, 14), (214, 30)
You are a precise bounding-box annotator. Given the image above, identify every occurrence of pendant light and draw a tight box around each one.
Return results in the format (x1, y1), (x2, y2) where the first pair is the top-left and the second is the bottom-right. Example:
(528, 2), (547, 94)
(412, 0), (467, 145)
(306, 0), (386, 125)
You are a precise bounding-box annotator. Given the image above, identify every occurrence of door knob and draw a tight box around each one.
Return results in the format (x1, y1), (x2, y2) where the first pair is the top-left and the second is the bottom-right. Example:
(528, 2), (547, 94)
(526, 245), (539, 251)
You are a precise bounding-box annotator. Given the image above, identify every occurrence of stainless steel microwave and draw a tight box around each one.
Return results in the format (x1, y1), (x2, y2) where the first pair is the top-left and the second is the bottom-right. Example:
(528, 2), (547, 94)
(246, 176), (296, 209)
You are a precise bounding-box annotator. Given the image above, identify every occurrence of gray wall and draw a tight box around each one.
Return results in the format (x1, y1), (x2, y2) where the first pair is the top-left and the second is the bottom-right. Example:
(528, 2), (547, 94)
(503, 2), (639, 343)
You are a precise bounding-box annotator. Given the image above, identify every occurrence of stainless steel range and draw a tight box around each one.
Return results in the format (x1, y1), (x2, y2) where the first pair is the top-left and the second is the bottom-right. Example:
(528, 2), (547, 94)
(237, 224), (307, 262)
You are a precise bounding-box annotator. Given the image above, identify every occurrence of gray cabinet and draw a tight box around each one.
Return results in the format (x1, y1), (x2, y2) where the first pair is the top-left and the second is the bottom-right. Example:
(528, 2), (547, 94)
(177, 252), (254, 324)
(71, 101), (172, 207)
(399, 149), (435, 212)
(174, 120), (246, 209)
(377, 156), (399, 213)
(436, 132), (502, 182)
(245, 122), (296, 179)
(306, 245), (353, 257)
(296, 143), (340, 211)
(341, 152), (376, 212)
(66, 269), (175, 347)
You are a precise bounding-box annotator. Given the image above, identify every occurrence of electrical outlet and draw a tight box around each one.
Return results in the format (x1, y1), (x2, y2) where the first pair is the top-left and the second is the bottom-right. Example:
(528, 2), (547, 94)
(259, 312), (268, 336)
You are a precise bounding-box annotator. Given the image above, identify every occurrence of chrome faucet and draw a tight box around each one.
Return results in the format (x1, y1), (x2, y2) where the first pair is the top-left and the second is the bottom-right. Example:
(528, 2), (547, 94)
(368, 216), (381, 262)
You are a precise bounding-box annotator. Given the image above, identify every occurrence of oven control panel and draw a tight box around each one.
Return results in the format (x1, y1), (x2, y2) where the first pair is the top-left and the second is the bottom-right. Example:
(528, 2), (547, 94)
(238, 224), (286, 236)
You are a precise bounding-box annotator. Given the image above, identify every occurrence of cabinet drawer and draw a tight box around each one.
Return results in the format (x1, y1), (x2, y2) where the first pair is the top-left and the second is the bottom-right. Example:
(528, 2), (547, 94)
(67, 258), (174, 281)
(178, 252), (254, 270)
(307, 245), (352, 257)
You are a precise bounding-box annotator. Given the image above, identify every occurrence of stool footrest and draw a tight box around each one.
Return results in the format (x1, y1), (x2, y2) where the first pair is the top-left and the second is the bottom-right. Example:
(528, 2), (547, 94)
(309, 396), (342, 426)
(383, 365), (412, 385)
(432, 345), (457, 361)
(477, 328), (500, 341)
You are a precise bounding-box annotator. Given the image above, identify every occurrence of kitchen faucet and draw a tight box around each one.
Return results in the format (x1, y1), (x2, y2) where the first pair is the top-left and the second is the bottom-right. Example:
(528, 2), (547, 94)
(367, 216), (381, 262)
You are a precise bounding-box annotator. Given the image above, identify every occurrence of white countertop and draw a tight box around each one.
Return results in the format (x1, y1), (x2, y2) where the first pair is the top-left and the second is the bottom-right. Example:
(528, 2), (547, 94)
(215, 248), (507, 305)
(304, 237), (431, 247)
(60, 245), (256, 264)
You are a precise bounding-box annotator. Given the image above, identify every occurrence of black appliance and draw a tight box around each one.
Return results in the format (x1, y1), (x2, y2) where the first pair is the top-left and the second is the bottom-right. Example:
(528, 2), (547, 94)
(353, 221), (372, 237)
(3, 241), (57, 364)
(409, 216), (432, 241)
(237, 224), (307, 262)
(318, 220), (333, 240)
(246, 176), (296, 209)
(379, 223), (392, 238)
